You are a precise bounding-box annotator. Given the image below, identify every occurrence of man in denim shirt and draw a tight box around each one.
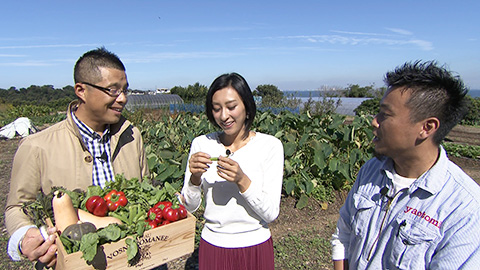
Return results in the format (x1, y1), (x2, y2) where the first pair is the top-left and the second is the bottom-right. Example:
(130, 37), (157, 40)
(332, 61), (480, 269)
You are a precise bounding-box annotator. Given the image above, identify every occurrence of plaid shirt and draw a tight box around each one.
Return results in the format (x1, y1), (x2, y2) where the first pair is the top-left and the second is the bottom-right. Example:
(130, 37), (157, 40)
(72, 111), (114, 187)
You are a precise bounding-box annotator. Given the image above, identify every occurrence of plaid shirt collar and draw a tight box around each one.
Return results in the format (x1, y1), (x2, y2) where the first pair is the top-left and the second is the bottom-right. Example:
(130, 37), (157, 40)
(71, 111), (111, 142)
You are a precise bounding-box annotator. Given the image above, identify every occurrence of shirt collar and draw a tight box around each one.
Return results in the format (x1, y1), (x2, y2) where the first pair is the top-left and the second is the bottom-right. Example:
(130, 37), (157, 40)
(380, 146), (447, 196)
(412, 146), (448, 195)
(71, 110), (111, 141)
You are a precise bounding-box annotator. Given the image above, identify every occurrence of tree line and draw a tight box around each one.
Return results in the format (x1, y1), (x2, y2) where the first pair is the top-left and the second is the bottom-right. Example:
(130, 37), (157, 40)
(0, 85), (76, 110)
(2, 83), (477, 125)
(0, 83), (377, 108)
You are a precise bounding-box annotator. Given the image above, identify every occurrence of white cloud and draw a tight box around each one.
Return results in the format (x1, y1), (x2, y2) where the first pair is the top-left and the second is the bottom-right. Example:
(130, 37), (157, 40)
(330, 30), (389, 37)
(385, 28), (413, 36)
(261, 30), (433, 51)
(0, 43), (104, 49)
(0, 54), (25, 57)
(123, 51), (244, 63)
(406, 39), (434, 51)
(0, 61), (53, 67)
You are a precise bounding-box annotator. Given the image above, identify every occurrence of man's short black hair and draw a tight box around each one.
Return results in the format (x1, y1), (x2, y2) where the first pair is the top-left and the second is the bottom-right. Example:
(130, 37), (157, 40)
(74, 47), (125, 84)
(384, 60), (469, 145)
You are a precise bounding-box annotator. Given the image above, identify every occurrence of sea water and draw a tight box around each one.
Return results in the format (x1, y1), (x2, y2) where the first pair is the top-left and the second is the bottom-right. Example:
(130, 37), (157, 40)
(468, 89), (480, 98)
(284, 89), (480, 116)
(283, 91), (369, 116)
(285, 89), (480, 98)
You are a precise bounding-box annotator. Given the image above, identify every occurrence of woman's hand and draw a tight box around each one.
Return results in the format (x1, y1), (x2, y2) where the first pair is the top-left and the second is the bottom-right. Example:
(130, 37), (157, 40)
(217, 156), (251, 192)
(188, 152), (212, 185)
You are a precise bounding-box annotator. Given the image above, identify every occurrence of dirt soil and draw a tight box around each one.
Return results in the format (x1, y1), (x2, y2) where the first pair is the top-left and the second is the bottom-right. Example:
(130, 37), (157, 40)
(0, 125), (479, 270)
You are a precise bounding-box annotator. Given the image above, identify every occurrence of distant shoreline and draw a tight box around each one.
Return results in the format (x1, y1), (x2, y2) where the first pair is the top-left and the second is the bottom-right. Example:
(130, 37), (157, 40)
(283, 89), (480, 98)
(467, 89), (479, 97)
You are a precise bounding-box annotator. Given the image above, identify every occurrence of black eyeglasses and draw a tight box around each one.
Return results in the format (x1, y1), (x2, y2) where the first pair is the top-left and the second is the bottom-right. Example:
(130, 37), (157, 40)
(81, 82), (128, 97)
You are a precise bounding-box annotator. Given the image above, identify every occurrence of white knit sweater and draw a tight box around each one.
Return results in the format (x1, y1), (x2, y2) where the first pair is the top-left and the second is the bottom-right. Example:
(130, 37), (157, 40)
(181, 131), (284, 248)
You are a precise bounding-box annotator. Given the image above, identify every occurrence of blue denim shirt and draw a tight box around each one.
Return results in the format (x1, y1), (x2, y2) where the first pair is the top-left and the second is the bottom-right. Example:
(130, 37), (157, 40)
(338, 147), (480, 269)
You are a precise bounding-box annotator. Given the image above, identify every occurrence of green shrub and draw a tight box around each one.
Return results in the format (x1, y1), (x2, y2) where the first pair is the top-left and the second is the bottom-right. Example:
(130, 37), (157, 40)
(443, 142), (480, 159)
(302, 96), (341, 116)
(355, 96), (480, 126)
(0, 104), (65, 127)
(462, 96), (480, 126)
(354, 97), (380, 116)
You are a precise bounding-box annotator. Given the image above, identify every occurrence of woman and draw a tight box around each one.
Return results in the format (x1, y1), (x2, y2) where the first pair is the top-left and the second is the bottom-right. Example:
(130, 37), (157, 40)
(181, 73), (284, 269)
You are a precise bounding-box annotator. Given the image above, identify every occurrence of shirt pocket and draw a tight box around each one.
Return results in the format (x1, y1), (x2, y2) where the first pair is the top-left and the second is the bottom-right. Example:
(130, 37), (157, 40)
(389, 218), (437, 269)
(351, 193), (377, 241)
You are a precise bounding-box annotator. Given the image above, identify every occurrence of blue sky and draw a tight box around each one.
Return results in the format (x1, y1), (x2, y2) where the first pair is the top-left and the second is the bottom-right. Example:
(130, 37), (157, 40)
(1, 1), (479, 91)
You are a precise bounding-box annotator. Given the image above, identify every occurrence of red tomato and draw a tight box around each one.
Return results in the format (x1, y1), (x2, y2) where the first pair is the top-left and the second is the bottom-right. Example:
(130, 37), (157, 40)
(154, 201), (172, 210)
(162, 205), (179, 222)
(178, 205), (188, 219)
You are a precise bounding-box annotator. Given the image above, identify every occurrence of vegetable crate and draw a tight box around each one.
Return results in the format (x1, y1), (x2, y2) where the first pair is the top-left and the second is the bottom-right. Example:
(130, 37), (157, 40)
(52, 212), (196, 270)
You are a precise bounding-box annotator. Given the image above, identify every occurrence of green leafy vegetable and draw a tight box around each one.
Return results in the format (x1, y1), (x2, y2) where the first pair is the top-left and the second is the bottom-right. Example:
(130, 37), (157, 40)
(80, 233), (100, 262)
(126, 238), (138, 261)
(23, 174), (182, 265)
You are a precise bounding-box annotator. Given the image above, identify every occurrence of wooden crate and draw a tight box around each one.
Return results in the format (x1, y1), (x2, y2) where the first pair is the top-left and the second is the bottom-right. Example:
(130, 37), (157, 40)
(50, 212), (196, 270)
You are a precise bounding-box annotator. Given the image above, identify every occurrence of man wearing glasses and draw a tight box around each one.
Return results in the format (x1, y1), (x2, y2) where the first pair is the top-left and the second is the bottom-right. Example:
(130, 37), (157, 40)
(5, 47), (149, 268)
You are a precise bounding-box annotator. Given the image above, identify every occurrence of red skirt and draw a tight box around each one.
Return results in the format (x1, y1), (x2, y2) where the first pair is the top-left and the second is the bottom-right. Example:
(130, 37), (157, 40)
(198, 237), (275, 270)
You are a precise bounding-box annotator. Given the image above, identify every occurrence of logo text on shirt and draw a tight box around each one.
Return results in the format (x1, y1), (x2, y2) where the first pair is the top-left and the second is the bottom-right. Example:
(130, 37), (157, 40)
(404, 206), (442, 228)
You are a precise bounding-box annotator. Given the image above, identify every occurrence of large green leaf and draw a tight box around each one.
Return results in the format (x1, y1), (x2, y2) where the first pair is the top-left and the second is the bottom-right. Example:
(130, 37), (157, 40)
(296, 193), (309, 209)
(147, 154), (159, 171)
(284, 142), (296, 157)
(284, 132), (297, 143)
(329, 158), (339, 171)
(158, 150), (175, 159)
(284, 159), (293, 175)
(158, 165), (177, 180)
(314, 151), (326, 170)
(284, 178), (296, 195)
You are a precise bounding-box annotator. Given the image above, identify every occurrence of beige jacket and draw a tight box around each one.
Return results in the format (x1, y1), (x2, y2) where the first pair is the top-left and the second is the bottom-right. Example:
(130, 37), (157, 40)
(5, 101), (149, 235)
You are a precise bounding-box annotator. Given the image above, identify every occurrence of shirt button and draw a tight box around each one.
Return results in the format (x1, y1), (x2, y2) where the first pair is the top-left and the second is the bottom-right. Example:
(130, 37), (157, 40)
(85, 156), (93, 163)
